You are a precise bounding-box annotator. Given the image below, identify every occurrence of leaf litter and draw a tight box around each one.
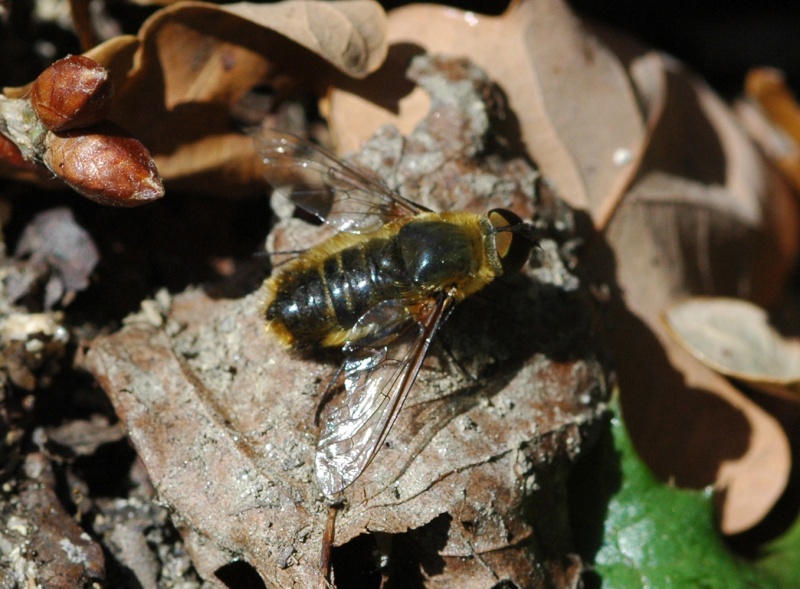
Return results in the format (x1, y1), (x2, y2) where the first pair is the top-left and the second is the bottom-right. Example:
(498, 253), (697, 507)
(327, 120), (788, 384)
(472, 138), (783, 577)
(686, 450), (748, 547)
(327, 0), (799, 535)
(84, 53), (608, 587)
(1, 0), (799, 587)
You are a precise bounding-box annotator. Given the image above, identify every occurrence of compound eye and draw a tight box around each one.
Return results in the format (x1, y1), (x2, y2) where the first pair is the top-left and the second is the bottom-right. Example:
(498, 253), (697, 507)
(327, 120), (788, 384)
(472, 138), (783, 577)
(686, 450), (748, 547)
(488, 208), (531, 275)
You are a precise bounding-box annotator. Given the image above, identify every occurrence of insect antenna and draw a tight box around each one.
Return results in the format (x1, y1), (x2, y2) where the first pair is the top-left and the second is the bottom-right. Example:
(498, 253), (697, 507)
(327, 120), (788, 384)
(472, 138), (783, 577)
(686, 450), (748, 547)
(256, 241), (318, 270)
(494, 220), (541, 244)
(260, 247), (311, 270)
(264, 248), (309, 256)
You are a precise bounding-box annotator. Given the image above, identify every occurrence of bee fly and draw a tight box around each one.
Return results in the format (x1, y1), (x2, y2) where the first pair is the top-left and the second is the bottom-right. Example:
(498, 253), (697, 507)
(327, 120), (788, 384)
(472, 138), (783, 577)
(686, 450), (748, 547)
(258, 130), (536, 497)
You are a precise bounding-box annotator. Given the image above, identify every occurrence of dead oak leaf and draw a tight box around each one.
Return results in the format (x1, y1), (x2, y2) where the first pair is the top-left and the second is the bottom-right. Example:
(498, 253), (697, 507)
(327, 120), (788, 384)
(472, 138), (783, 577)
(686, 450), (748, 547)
(112, 0), (386, 195)
(664, 297), (800, 403)
(83, 286), (606, 587)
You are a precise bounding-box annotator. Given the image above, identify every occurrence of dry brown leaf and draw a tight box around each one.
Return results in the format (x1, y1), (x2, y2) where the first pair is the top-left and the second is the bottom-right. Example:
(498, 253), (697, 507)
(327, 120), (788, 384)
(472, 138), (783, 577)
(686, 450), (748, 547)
(323, 0), (799, 535)
(84, 35), (140, 93)
(3, 0), (388, 195)
(85, 301), (326, 588)
(13, 454), (106, 587)
(328, 0), (645, 218)
(84, 286), (604, 587)
(607, 303), (790, 534)
(110, 0), (387, 195)
(595, 52), (797, 533)
(664, 297), (800, 402)
(737, 67), (800, 192)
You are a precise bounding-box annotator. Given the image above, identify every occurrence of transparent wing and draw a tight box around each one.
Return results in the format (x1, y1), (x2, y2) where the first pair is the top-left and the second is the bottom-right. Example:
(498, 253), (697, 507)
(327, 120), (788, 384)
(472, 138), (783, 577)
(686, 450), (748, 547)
(256, 129), (428, 234)
(315, 295), (454, 496)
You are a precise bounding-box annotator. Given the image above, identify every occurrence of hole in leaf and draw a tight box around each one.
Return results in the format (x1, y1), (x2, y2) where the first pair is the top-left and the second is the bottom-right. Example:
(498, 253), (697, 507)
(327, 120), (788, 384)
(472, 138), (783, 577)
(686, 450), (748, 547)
(215, 560), (266, 589)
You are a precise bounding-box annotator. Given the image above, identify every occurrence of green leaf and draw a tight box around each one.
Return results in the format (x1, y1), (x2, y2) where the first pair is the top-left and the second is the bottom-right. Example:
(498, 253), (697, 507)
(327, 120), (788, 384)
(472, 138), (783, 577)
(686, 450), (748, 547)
(755, 508), (800, 586)
(571, 398), (793, 589)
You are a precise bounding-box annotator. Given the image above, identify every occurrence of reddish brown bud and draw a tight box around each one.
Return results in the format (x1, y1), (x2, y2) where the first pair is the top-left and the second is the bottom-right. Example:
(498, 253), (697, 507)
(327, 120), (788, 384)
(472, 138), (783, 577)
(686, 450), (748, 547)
(30, 55), (114, 132)
(0, 134), (40, 172)
(43, 124), (164, 207)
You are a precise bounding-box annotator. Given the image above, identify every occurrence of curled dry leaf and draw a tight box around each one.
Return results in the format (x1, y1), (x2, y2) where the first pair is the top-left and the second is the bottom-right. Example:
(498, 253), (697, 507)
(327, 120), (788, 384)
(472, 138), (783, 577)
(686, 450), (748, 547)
(82, 34), (140, 92)
(663, 297), (800, 402)
(738, 67), (800, 192)
(126, 0), (183, 6)
(325, 0), (799, 534)
(594, 52), (796, 533)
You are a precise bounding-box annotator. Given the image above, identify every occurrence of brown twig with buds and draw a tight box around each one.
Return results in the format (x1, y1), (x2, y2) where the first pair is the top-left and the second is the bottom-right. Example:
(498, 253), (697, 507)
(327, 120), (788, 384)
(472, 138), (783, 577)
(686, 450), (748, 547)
(0, 55), (164, 207)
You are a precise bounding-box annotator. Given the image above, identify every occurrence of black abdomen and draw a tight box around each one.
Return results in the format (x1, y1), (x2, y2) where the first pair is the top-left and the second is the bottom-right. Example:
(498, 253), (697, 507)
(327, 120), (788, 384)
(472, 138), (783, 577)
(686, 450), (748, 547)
(265, 237), (405, 347)
(265, 218), (480, 348)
